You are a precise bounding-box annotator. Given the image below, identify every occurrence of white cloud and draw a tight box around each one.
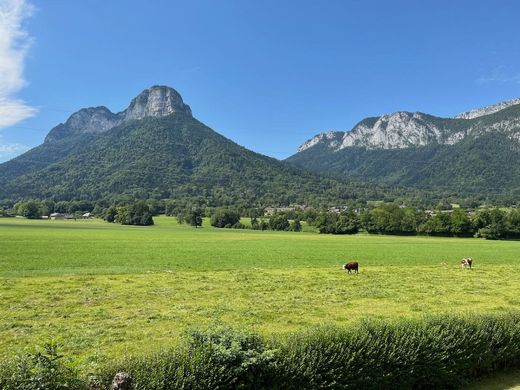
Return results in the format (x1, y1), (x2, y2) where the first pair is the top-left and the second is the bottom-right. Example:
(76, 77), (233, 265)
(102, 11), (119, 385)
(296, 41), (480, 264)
(0, 135), (28, 162)
(0, 0), (37, 128)
(477, 66), (520, 85)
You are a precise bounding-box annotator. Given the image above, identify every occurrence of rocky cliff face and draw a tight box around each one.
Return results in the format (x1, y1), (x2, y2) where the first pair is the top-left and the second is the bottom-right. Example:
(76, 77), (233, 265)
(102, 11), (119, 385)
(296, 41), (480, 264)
(122, 85), (192, 121)
(455, 97), (520, 119)
(45, 86), (192, 142)
(298, 112), (463, 152)
(297, 99), (520, 153)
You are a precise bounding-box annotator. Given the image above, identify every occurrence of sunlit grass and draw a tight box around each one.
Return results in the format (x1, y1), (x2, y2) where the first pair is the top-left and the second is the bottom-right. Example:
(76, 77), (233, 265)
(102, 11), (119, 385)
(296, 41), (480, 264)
(1, 216), (519, 361)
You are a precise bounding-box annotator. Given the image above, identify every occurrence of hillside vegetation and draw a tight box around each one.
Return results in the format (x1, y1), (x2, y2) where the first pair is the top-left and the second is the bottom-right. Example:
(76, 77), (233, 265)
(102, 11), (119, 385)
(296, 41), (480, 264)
(0, 113), (418, 207)
(287, 104), (520, 195)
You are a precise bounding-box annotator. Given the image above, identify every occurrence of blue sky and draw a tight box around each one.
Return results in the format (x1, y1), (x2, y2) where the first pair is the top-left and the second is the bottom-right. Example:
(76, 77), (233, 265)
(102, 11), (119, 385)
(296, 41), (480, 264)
(1, 0), (519, 162)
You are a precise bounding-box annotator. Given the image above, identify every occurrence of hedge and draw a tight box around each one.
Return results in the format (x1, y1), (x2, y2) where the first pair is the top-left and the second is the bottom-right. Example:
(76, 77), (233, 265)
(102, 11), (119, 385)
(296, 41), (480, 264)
(2, 313), (520, 389)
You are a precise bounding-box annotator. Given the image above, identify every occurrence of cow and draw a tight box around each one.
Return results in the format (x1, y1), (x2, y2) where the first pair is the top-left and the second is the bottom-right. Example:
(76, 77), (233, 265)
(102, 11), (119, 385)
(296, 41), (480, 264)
(342, 261), (359, 274)
(461, 257), (473, 270)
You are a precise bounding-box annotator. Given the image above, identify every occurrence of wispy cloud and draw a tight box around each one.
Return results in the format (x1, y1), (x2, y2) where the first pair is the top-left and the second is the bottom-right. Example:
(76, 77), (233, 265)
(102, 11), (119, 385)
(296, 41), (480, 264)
(477, 66), (520, 85)
(0, 0), (37, 128)
(0, 135), (27, 162)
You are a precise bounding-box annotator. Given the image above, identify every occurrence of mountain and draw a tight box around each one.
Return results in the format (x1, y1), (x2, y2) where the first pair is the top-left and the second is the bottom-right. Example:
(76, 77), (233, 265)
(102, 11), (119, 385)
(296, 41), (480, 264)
(0, 86), (192, 184)
(0, 86), (406, 206)
(287, 100), (520, 195)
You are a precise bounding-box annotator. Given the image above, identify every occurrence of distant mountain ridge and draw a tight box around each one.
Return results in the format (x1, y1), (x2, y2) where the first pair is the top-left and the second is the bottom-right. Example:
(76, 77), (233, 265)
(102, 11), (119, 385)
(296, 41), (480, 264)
(288, 99), (520, 194)
(0, 86), (403, 205)
(297, 98), (520, 153)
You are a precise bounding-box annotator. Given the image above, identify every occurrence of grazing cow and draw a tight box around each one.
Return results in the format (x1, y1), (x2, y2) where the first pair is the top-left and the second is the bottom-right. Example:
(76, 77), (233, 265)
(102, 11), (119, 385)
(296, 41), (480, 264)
(342, 261), (359, 274)
(461, 257), (473, 269)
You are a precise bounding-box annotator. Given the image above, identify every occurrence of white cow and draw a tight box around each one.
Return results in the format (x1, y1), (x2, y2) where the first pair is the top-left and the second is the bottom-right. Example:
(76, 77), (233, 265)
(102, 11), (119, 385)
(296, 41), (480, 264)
(461, 257), (473, 270)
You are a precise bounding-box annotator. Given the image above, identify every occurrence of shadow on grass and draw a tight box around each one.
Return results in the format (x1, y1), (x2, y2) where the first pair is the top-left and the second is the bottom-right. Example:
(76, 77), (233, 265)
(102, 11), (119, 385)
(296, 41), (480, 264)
(464, 369), (520, 390)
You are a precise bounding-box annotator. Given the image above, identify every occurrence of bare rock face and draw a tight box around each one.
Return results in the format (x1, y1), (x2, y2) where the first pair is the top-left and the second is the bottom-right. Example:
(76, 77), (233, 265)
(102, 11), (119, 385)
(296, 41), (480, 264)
(111, 372), (132, 390)
(123, 85), (192, 121)
(455, 97), (520, 119)
(45, 86), (192, 142)
(298, 112), (457, 152)
(297, 97), (520, 153)
(44, 107), (120, 142)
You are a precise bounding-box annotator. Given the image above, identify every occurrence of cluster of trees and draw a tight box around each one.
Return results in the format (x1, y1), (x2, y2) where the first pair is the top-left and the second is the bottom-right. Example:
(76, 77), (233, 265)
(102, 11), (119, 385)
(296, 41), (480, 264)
(176, 208), (204, 227)
(251, 214), (302, 232)
(101, 202), (154, 226)
(314, 211), (360, 234)
(210, 209), (242, 228)
(170, 207), (303, 232)
(310, 204), (520, 240)
(8, 199), (99, 219)
(12, 200), (49, 219)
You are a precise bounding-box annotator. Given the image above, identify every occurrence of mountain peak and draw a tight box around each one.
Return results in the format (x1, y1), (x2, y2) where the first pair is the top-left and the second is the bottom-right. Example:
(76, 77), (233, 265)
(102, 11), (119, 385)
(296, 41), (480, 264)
(44, 86), (192, 142)
(123, 86), (192, 121)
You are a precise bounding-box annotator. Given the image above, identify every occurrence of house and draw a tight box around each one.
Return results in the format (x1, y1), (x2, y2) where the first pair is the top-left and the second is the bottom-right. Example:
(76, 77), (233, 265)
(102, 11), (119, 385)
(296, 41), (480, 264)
(82, 212), (94, 219)
(50, 212), (64, 220)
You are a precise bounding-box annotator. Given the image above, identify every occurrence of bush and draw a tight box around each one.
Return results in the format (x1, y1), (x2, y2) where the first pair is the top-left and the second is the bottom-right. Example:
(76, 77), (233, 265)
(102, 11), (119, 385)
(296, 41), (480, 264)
(0, 342), (85, 390)
(94, 313), (520, 389)
(277, 313), (520, 389)
(4, 314), (520, 389)
(93, 329), (279, 389)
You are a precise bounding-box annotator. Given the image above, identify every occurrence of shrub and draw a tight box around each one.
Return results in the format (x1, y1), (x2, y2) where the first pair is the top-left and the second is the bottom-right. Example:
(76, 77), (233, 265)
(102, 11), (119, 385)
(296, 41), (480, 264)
(93, 328), (279, 389)
(4, 314), (520, 389)
(276, 313), (520, 389)
(0, 342), (85, 390)
(92, 313), (520, 389)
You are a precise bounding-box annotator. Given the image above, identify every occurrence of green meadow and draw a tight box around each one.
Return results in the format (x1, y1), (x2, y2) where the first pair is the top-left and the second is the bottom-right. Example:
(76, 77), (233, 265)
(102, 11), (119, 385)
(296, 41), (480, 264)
(1, 216), (520, 362)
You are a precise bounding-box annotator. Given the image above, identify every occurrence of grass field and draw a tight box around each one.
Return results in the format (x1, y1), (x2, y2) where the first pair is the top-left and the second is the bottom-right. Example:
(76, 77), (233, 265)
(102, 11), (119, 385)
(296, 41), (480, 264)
(1, 216), (520, 366)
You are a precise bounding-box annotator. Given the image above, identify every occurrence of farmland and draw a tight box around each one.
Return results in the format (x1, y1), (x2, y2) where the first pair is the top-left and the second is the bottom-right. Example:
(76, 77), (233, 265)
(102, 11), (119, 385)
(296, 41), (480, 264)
(1, 216), (520, 364)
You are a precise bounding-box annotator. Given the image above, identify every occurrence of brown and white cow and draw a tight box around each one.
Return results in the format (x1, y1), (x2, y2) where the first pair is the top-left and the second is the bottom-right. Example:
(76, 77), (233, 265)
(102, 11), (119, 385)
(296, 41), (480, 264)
(461, 257), (473, 269)
(342, 261), (359, 274)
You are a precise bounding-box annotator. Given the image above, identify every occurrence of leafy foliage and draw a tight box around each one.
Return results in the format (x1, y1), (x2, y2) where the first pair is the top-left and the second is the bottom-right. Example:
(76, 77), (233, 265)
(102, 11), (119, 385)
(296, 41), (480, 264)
(210, 208), (241, 228)
(115, 202), (154, 226)
(314, 211), (360, 234)
(93, 329), (278, 390)
(0, 342), (85, 390)
(6, 314), (520, 389)
(13, 200), (45, 219)
(311, 205), (520, 239)
(268, 213), (291, 231)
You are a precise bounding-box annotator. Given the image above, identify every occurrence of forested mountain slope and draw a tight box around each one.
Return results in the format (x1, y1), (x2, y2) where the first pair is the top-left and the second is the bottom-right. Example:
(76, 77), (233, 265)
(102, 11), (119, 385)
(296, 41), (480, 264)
(0, 86), (411, 206)
(287, 101), (520, 195)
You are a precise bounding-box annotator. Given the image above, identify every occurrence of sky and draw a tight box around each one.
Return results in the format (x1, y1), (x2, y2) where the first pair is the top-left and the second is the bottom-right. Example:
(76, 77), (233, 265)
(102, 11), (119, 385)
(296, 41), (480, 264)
(0, 0), (519, 162)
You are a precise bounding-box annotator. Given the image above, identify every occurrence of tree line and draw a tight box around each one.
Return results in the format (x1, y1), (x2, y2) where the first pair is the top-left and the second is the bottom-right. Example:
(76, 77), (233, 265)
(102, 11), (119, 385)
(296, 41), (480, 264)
(311, 204), (520, 240)
(5, 199), (520, 239)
